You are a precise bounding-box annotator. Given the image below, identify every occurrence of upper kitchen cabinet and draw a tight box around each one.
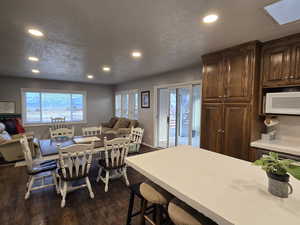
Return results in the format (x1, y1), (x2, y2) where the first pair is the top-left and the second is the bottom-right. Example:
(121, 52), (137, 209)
(223, 47), (254, 103)
(262, 45), (291, 87)
(262, 34), (300, 88)
(202, 41), (260, 103)
(291, 41), (300, 85)
(202, 54), (224, 103)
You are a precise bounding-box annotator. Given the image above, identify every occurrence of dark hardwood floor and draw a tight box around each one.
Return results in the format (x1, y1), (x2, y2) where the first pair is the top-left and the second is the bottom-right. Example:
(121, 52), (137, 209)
(0, 145), (157, 225)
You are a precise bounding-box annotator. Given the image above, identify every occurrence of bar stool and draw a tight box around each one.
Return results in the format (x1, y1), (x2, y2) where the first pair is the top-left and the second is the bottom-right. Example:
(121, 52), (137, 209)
(168, 198), (218, 225)
(140, 181), (173, 225)
(126, 183), (155, 225)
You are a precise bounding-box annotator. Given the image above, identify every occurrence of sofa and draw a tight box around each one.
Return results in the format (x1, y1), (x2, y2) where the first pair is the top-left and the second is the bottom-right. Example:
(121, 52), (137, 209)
(102, 117), (139, 135)
(0, 132), (37, 162)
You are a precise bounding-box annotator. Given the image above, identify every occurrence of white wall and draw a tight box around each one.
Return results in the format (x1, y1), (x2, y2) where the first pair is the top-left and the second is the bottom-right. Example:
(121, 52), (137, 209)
(276, 116), (300, 140)
(114, 66), (202, 146)
(0, 76), (114, 139)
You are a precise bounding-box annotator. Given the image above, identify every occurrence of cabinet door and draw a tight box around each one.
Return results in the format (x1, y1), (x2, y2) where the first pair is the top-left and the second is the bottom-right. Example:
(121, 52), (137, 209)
(223, 103), (250, 160)
(291, 42), (300, 85)
(262, 46), (291, 87)
(201, 103), (223, 153)
(223, 48), (253, 102)
(202, 57), (224, 103)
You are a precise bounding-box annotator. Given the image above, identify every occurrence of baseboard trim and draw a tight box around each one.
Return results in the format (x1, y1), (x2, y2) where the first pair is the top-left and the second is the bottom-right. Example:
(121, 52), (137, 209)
(142, 142), (156, 149)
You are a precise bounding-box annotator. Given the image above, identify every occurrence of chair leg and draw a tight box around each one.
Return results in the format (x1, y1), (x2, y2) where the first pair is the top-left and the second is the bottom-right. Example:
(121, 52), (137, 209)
(61, 181), (68, 208)
(85, 177), (94, 199)
(96, 166), (103, 183)
(104, 170), (109, 192)
(140, 199), (147, 225)
(155, 205), (162, 225)
(126, 190), (135, 225)
(25, 176), (34, 200)
(51, 171), (59, 194)
(123, 167), (130, 186)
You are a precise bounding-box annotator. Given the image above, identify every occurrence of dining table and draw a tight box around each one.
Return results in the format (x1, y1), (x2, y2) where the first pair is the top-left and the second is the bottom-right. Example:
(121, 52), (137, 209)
(15, 133), (118, 167)
(39, 133), (117, 158)
(126, 145), (300, 225)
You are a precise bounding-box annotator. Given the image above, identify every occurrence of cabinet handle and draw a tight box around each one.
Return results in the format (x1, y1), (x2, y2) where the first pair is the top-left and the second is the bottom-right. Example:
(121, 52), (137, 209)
(217, 129), (222, 133)
(218, 96), (223, 98)
(285, 76), (289, 80)
(290, 76), (295, 79)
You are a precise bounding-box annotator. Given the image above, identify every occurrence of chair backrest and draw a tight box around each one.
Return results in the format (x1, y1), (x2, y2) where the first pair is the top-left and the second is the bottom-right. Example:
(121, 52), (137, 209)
(104, 138), (130, 168)
(82, 126), (102, 137)
(129, 127), (144, 144)
(50, 127), (75, 139)
(58, 142), (94, 179)
(20, 135), (33, 171)
(51, 117), (66, 129)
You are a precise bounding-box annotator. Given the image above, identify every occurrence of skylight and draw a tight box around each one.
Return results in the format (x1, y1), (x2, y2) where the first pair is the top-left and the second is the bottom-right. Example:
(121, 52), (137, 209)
(265, 0), (300, 25)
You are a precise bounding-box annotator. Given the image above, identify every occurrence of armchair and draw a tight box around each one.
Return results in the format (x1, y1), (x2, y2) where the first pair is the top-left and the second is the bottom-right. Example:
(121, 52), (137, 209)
(0, 132), (37, 162)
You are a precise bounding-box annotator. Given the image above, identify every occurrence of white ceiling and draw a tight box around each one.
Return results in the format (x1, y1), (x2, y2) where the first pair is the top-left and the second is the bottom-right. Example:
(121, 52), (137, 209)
(0, 0), (300, 84)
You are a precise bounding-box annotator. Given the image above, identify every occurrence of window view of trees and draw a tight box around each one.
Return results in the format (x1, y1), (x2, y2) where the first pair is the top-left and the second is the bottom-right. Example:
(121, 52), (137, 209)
(24, 91), (85, 124)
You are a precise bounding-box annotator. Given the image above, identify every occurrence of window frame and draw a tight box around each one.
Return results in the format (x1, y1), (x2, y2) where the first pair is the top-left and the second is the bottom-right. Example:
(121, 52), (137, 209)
(115, 89), (139, 120)
(21, 88), (87, 126)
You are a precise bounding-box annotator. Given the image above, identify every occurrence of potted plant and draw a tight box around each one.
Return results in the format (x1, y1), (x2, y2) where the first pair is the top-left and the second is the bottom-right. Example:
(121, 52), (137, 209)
(254, 152), (300, 198)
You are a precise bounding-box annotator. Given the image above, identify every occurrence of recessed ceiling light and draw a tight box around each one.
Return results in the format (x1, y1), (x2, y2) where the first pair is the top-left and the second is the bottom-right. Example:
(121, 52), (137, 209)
(28, 29), (44, 37)
(32, 69), (40, 74)
(87, 74), (94, 79)
(28, 56), (39, 62)
(102, 66), (111, 72)
(203, 14), (219, 23)
(132, 51), (142, 58)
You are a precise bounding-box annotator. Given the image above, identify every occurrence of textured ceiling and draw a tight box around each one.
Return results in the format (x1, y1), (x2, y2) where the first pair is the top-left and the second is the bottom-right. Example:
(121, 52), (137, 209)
(0, 0), (300, 84)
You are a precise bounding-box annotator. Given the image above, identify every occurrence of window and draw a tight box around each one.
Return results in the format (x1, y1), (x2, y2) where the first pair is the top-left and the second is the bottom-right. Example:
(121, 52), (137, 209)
(22, 89), (87, 125)
(115, 90), (139, 120)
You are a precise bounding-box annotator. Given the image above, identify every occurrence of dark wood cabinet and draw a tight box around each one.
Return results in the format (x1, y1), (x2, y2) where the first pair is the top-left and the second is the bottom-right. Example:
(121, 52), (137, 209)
(202, 55), (224, 103)
(291, 42), (300, 85)
(261, 34), (300, 88)
(201, 41), (262, 161)
(201, 103), (223, 153)
(262, 45), (291, 87)
(223, 48), (253, 102)
(223, 104), (250, 160)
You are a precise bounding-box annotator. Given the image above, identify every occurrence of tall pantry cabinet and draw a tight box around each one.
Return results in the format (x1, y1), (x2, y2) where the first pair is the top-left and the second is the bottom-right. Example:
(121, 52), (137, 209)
(201, 41), (263, 161)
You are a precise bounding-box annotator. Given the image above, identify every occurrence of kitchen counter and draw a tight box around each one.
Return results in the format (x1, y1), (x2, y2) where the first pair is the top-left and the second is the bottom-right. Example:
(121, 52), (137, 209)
(126, 146), (300, 225)
(251, 137), (300, 156)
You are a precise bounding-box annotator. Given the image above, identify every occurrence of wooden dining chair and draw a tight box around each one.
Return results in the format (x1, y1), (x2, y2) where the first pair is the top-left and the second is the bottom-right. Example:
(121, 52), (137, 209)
(129, 127), (144, 153)
(51, 117), (66, 129)
(20, 135), (58, 200)
(57, 142), (95, 208)
(50, 127), (75, 140)
(82, 126), (102, 136)
(96, 137), (130, 192)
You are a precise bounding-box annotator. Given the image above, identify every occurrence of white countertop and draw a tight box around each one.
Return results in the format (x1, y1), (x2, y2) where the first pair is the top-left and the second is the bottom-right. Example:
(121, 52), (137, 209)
(126, 146), (300, 225)
(251, 137), (300, 156)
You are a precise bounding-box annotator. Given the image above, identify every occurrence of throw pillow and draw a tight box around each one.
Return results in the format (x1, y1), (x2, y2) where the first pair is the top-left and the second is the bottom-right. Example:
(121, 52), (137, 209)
(107, 117), (118, 128)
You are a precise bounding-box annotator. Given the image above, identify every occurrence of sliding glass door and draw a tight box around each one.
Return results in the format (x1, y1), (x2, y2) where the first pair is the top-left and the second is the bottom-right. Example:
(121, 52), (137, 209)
(157, 84), (201, 148)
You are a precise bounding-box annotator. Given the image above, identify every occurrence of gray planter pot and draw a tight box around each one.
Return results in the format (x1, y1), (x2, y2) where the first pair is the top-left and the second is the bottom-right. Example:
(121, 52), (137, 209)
(267, 172), (293, 198)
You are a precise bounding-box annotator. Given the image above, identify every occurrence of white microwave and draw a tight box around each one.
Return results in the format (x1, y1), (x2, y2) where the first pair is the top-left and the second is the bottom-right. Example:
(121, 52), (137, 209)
(265, 92), (300, 115)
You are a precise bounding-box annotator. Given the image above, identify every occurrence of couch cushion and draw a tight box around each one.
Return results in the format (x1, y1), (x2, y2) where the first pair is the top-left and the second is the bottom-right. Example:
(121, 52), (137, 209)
(113, 118), (130, 129)
(107, 117), (118, 128)
(128, 120), (138, 128)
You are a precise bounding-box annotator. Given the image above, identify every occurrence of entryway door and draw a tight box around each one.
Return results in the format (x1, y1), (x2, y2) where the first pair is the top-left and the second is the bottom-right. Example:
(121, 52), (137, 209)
(156, 84), (201, 148)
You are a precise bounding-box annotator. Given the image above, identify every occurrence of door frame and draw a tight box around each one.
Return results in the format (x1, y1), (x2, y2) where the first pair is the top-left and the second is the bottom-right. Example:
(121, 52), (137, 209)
(153, 80), (202, 148)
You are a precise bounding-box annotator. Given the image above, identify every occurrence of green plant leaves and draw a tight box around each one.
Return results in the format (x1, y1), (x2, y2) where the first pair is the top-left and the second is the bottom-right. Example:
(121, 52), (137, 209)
(286, 165), (300, 180)
(253, 152), (300, 180)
